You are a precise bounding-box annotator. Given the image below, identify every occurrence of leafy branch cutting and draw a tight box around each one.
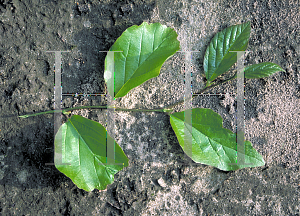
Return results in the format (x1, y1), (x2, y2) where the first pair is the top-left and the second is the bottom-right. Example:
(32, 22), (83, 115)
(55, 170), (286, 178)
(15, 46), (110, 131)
(19, 21), (284, 191)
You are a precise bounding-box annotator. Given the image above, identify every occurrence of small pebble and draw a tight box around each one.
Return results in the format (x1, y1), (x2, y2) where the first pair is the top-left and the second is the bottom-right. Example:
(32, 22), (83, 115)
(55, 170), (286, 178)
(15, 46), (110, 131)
(158, 177), (167, 188)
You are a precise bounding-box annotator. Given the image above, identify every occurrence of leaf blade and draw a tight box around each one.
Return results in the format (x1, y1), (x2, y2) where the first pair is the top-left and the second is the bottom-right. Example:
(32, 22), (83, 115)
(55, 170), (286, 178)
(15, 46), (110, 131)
(169, 108), (265, 171)
(54, 115), (129, 191)
(104, 22), (180, 98)
(204, 22), (251, 85)
(243, 62), (285, 79)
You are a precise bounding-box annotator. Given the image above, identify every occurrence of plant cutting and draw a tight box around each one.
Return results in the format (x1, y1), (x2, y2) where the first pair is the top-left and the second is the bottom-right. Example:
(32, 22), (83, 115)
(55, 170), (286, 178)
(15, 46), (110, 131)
(19, 21), (284, 191)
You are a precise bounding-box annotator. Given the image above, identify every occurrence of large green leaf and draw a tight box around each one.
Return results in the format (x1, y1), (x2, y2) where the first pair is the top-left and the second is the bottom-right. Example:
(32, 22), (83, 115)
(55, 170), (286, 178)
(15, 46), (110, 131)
(104, 22), (180, 98)
(204, 21), (251, 86)
(54, 115), (129, 191)
(242, 62), (285, 79)
(169, 108), (265, 171)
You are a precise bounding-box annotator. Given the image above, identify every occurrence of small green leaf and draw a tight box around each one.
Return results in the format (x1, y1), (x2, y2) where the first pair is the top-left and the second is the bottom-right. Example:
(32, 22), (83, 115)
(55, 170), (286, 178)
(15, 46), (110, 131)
(243, 62), (285, 79)
(169, 108), (265, 171)
(204, 21), (251, 85)
(104, 22), (180, 98)
(54, 115), (129, 191)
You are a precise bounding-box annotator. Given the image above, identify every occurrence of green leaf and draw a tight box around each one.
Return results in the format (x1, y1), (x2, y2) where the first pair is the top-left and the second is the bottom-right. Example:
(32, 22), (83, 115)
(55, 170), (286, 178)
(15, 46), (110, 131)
(54, 115), (129, 191)
(104, 22), (180, 98)
(243, 62), (285, 79)
(204, 21), (251, 86)
(169, 108), (265, 171)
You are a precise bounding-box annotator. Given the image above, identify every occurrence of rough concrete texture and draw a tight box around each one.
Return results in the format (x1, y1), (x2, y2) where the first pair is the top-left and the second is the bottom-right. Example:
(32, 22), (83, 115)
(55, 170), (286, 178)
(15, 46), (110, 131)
(0, 0), (299, 215)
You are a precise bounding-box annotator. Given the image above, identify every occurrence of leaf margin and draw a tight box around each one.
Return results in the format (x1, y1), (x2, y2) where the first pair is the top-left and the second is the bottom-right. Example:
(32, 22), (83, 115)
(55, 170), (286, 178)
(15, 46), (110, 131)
(169, 108), (265, 171)
(54, 115), (129, 192)
(203, 21), (251, 86)
(104, 22), (180, 98)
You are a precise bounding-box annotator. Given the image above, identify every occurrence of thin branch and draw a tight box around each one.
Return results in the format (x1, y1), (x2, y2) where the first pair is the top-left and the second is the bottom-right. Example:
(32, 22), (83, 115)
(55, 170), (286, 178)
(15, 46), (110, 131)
(164, 72), (237, 110)
(19, 73), (237, 118)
